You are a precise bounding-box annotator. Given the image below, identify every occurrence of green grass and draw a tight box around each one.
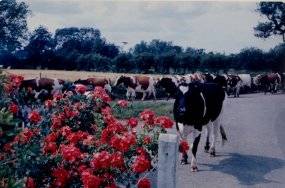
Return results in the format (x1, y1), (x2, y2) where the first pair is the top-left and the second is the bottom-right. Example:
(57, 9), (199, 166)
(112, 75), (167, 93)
(112, 100), (174, 119)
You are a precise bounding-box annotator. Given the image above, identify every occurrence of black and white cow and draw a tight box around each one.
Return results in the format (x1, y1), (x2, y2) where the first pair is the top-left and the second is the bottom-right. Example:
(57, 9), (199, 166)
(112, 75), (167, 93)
(173, 82), (227, 172)
(227, 75), (242, 97)
(115, 75), (156, 100)
(156, 76), (179, 100)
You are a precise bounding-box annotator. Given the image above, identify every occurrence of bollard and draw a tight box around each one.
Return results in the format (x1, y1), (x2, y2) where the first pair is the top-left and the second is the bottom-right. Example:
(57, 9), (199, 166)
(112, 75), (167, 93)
(157, 133), (178, 188)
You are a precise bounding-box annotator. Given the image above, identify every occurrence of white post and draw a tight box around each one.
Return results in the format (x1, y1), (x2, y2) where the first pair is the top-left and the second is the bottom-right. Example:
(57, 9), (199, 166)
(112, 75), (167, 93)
(157, 133), (178, 188)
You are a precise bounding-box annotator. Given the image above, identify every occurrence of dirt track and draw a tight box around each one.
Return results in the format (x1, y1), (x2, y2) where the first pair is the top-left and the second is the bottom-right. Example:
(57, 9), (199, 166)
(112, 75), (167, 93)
(172, 93), (285, 188)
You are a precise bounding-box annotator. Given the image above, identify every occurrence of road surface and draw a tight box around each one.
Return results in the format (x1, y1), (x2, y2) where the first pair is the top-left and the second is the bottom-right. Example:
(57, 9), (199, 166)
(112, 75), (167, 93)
(174, 93), (285, 188)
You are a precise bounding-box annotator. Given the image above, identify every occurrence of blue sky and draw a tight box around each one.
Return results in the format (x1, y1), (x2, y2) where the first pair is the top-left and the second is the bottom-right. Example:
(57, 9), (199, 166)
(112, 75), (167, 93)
(24, 0), (283, 54)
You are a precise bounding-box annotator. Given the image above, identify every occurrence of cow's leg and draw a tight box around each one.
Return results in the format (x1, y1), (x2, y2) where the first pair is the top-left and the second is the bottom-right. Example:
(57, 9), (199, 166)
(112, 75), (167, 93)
(131, 90), (136, 101)
(152, 88), (156, 101)
(126, 89), (131, 100)
(204, 123), (211, 153)
(237, 86), (240, 97)
(209, 118), (219, 157)
(177, 123), (193, 165)
(141, 92), (147, 101)
(191, 128), (201, 172)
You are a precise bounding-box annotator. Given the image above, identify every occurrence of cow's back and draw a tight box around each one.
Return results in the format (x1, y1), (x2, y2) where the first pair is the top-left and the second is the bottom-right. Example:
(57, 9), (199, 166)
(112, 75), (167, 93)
(201, 83), (225, 123)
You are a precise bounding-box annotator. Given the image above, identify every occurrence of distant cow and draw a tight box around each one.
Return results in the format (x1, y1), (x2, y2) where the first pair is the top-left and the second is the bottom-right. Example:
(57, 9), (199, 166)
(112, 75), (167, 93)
(20, 78), (65, 100)
(115, 75), (156, 100)
(156, 76), (179, 99)
(254, 73), (281, 94)
(74, 77), (112, 93)
(227, 75), (242, 97)
(173, 82), (227, 172)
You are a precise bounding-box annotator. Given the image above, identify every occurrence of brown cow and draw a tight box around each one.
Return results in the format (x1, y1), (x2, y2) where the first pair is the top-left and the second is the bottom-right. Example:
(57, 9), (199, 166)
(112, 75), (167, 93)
(20, 78), (65, 100)
(115, 75), (156, 100)
(74, 77), (112, 93)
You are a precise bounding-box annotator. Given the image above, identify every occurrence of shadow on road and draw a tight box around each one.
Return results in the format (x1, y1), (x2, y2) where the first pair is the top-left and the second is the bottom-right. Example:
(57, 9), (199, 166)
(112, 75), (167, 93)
(203, 153), (285, 186)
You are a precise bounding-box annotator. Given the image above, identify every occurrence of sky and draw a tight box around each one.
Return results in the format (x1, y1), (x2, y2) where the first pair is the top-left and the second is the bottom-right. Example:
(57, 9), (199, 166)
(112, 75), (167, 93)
(23, 0), (283, 54)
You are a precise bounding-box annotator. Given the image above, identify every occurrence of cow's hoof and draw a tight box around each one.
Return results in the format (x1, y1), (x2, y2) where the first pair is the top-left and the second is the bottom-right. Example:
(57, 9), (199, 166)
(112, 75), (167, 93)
(180, 160), (189, 165)
(204, 145), (210, 153)
(210, 150), (216, 157)
(191, 166), (198, 172)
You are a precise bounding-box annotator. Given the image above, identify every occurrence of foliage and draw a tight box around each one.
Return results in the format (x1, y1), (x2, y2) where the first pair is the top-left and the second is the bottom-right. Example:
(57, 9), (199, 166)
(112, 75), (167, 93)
(0, 75), (174, 187)
(254, 2), (285, 42)
(0, 0), (30, 52)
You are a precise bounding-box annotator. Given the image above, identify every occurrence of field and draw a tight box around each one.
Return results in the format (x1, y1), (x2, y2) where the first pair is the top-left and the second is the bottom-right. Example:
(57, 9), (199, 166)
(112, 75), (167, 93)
(2, 69), (166, 81)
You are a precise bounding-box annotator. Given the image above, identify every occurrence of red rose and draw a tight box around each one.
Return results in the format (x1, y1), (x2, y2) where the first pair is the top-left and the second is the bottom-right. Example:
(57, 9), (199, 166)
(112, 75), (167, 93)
(138, 178), (151, 188)
(90, 151), (111, 170)
(132, 154), (151, 173)
(9, 74), (24, 87)
(110, 133), (136, 152)
(51, 114), (63, 130)
(3, 142), (13, 152)
(52, 167), (70, 188)
(140, 109), (155, 125)
(28, 111), (41, 124)
(60, 144), (82, 162)
(66, 131), (89, 144)
(110, 152), (125, 169)
(136, 147), (147, 156)
(154, 116), (173, 128)
(117, 100), (128, 108)
(3, 84), (13, 93)
(60, 126), (72, 137)
(179, 140), (190, 154)
(9, 103), (19, 114)
(81, 170), (101, 188)
(45, 100), (53, 108)
(14, 128), (37, 144)
(25, 177), (36, 188)
(128, 117), (138, 128)
(45, 132), (58, 142)
(75, 84), (87, 94)
(53, 93), (63, 101)
(43, 142), (57, 155)
(94, 87), (111, 102)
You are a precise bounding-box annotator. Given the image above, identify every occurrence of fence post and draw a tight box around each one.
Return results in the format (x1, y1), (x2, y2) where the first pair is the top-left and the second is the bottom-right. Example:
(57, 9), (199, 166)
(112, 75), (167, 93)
(157, 133), (178, 188)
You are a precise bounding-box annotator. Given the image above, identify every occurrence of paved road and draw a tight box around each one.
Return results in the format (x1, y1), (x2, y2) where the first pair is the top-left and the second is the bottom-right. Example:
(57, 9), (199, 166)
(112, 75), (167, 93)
(174, 93), (285, 188)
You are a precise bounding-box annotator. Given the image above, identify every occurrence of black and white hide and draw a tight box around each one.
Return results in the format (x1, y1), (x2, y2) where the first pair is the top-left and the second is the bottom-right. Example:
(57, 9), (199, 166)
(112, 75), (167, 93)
(173, 82), (228, 172)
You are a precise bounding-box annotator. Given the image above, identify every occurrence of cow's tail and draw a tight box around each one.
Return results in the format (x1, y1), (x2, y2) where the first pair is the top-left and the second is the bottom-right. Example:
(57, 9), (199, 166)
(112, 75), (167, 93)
(220, 125), (227, 146)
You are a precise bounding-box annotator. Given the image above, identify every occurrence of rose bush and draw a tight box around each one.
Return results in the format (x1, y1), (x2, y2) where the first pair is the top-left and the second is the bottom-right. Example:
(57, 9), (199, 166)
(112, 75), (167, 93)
(0, 72), (174, 188)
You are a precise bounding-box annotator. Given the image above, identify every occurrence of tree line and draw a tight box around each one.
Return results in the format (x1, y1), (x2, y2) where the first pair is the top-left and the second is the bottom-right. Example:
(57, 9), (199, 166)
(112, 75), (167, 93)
(0, 0), (284, 74)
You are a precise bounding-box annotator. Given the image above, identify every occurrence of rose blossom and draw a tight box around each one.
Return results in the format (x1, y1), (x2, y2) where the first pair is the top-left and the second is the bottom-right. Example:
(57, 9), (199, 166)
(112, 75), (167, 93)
(138, 178), (151, 188)
(117, 100), (128, 108)
(28, 111), (41, 124)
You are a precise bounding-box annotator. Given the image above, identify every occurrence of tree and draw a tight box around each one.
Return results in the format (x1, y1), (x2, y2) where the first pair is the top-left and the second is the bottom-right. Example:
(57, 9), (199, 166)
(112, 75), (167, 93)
(25, 26), (55, 68)
(0, 0), (30, 52)
(254, 2), (285, 42)
(54, 27), (119, 58)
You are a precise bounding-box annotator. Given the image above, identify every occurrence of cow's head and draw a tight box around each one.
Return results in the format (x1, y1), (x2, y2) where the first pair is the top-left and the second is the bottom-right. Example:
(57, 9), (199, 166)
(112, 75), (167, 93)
(74, 79), (89, 85)
(115, 76), (132, 87)
(173, 82), (202, 122)
(156, 77), (178, 97)
(214, 75), (228, 90)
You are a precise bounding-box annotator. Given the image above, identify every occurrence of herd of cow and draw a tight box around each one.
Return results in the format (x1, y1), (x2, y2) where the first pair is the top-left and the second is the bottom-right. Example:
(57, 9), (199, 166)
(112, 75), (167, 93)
(10, 71), (284, 172)
(17, 72), (283, 103)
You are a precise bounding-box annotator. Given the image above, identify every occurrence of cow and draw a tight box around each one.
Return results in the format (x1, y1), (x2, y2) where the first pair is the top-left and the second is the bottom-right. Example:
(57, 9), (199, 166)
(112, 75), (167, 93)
(238, 74), (252, 93)
(115, 75), (156, 101)
(156, 76), (179, 100)
(19, 78), (65, 101)
(227, 74), (242, 97)
(173, 81), (227, 172)
(254, 73), (281, 94)
(74, 77), (112, 93)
